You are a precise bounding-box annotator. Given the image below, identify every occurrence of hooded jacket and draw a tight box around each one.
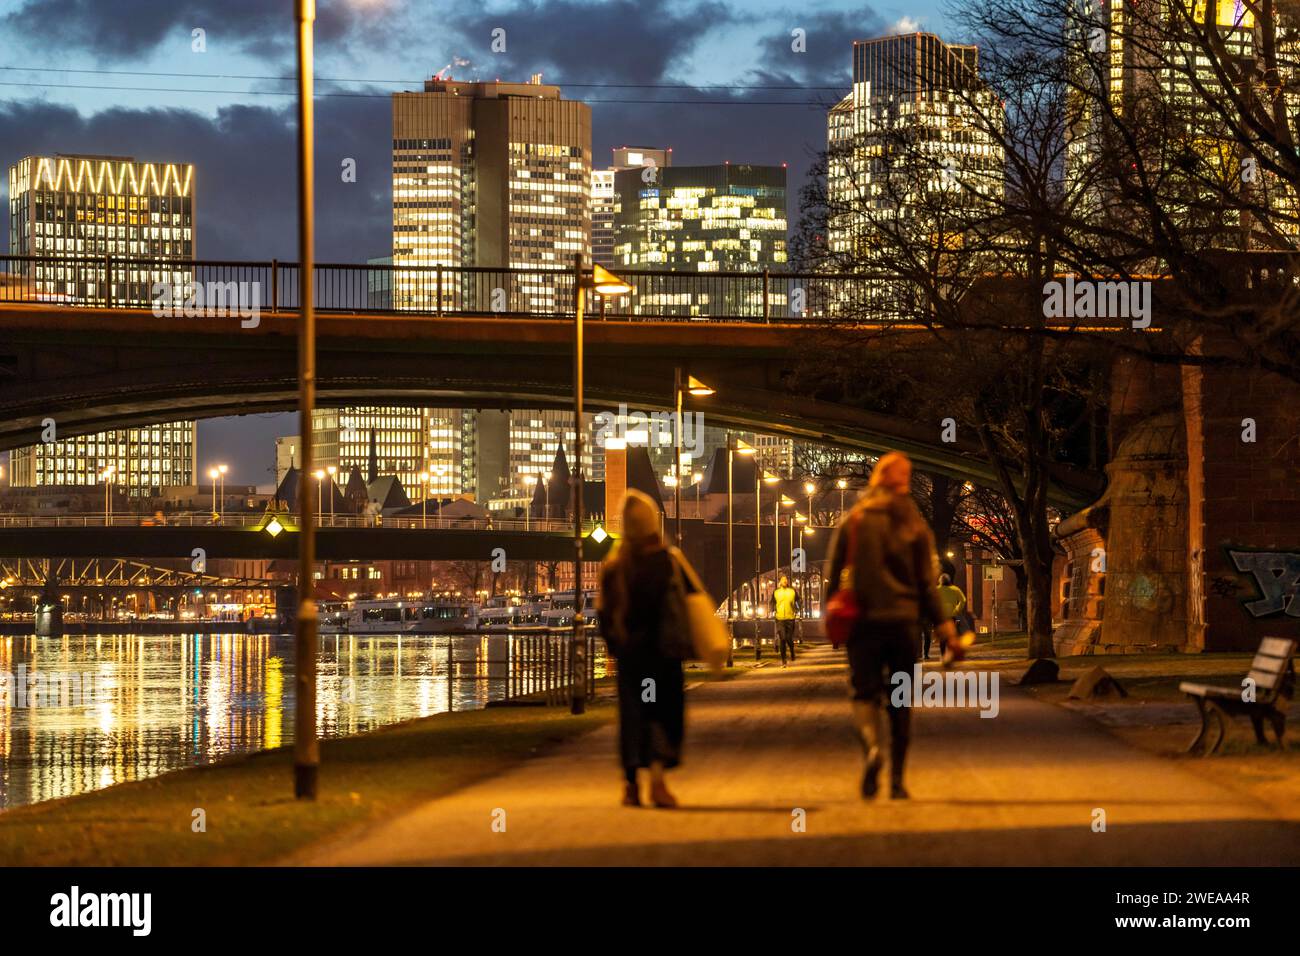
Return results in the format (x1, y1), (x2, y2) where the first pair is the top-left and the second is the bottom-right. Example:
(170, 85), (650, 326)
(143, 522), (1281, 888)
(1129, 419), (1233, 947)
(824, 487), (946, 627)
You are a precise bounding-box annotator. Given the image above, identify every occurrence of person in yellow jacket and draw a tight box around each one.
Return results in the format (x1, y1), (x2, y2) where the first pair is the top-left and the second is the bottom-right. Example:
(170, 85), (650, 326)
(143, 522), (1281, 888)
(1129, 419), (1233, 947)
(770, 576), (802, 666)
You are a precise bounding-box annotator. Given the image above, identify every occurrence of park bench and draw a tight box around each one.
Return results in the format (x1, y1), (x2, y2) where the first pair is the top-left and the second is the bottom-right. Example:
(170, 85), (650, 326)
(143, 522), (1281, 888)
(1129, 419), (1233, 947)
(1179, 637), (1295, 755)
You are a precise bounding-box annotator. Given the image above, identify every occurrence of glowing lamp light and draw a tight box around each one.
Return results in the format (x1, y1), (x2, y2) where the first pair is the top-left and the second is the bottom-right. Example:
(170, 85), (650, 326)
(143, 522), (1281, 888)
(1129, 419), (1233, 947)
(686, 375), (715, 397)
(592, 263), (632, 296)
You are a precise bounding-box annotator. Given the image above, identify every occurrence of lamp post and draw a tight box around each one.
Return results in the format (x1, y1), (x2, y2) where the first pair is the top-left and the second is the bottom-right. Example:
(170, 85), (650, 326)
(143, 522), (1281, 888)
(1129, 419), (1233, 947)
(293, 0), (319, 801)
(542, 469), (553, 524)
(207, 467), (218, 520)
(419, 471), (430, 528)
(100, 465), (116, 524)
(837, 477), (848, 520)
(326, 465), (336, 525)
(218, 463), (228, 521)
(313, 469), (325, 522)
(671, 367), (713, 547)
(571, 257), (631, 715)
(434, 463), (449, 523)
(523, 473), (537, 531)
(801, 524), (815, 618)
(693, 471), (703, 519)
(776, 495), (794, 585)
(804, 480), (815, 525)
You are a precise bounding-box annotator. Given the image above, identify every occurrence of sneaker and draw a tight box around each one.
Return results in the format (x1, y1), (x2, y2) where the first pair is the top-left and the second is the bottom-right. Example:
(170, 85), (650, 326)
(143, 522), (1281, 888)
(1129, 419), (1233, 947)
(890, 782), (910, 800)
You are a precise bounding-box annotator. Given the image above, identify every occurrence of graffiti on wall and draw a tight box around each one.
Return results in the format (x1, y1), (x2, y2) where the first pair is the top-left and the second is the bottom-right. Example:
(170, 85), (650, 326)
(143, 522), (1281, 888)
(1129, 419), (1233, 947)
(1227, 550), (1300, 618)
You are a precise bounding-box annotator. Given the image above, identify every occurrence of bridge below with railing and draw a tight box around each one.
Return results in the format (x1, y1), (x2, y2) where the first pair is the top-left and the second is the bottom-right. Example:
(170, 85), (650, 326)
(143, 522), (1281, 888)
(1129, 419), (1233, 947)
(0, 255), (1106, 508)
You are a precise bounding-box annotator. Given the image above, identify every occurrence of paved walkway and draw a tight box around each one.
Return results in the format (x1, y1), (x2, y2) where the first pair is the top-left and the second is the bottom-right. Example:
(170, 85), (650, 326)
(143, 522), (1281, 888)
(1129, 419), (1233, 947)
(295, 645), (1300, 865)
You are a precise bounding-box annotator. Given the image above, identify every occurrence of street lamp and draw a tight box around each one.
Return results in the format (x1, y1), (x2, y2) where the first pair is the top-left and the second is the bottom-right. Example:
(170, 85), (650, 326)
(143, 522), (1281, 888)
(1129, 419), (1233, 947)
(326, 465), (336, 525)
(776, 494), (794, 586)
(419, 471), (430, 528)
(207, 467), (219, 520)
(433, 463), (449, 522)
(836, 477), (848, 520)
(800, 524), (815, 618)
(99, 465), (116, 523)
(523, 473), (537, 531)
(571, 258), (632, 715)
(313, 469), (325, 522)
(218, 463), (228, 521)
(672, 368), (713, 547)
(804, 480), (816, 524)
(293, 0), (320, 801)
(693, 470), (704, 519)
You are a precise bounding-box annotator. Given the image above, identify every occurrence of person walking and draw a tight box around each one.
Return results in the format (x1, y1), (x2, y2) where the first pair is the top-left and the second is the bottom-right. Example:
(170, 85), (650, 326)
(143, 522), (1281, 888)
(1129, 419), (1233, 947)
(928, 573), (967, 661)
(825, 452), (956, 800)
(770, 575), (801, 666)
(597, 489), (697, 809)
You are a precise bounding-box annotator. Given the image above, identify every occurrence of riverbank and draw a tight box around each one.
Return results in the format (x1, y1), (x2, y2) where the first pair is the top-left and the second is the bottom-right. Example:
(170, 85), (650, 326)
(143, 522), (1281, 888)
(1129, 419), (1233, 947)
(0, 700), (614, 866)
(0, 661), (747, 866)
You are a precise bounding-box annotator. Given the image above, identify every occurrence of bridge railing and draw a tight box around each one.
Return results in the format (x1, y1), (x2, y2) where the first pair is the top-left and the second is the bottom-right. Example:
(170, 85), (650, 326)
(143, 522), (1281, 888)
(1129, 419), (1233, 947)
(0, 253), (889, 323)
(0, 511), (599, 533)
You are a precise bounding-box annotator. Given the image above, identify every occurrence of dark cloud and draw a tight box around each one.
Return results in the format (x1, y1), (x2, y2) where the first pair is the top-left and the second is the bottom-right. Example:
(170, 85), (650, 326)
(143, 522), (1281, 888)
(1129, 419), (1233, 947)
(0, 94), (392, 261)
(0, 0), (396, 61)
(752, 5), (885, 86)
(436, 0), (735, 83)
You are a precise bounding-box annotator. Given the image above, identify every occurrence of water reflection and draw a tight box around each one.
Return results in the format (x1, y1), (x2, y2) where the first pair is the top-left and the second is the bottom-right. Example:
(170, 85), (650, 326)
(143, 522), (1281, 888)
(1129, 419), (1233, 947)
(0, 631), (607, 811)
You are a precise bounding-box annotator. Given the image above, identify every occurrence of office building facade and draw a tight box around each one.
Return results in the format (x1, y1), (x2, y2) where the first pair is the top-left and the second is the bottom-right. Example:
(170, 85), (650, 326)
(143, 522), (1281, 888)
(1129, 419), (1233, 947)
(6, 154), (197, 494)
(612, 163), (787, 317)
(825, 33), (1004, 273)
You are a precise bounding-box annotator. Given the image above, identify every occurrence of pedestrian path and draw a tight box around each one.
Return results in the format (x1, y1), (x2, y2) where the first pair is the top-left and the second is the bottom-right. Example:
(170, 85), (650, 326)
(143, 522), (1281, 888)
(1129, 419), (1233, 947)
(295, 644), (1300, 865)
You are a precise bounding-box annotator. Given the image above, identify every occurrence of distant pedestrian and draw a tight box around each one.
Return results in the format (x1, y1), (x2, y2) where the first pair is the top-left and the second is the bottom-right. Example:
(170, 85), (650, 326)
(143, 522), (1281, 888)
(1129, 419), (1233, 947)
(825, 452), (956, 800)
(923, 574), (967, 660)
(597, 489), (698, 809)
(770, 575), (801, 666)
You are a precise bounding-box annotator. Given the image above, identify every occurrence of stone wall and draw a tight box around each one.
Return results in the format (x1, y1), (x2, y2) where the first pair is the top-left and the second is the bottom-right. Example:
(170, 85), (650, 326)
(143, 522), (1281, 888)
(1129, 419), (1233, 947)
(1184, 363), (1300, 651)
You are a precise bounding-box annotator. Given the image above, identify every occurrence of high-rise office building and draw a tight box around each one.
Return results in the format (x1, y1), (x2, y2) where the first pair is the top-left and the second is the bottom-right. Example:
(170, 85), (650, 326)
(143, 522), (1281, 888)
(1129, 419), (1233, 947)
(612, 163), (787, 316)
(1065, 2), (1296, 245)
(383, 76), (595, 500)
(6, 154), (197, 494)
(591, 146), (672, 267)
(826, 33), (1003, 270)
(392, 75), (592, 307)
(311, 407), (474, 499)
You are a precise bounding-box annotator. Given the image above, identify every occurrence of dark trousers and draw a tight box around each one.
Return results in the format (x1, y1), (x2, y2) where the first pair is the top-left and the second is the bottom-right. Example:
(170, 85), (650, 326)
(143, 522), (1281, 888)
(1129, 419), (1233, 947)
(777, 619), (797, 663)
(847, 621), (918, 782)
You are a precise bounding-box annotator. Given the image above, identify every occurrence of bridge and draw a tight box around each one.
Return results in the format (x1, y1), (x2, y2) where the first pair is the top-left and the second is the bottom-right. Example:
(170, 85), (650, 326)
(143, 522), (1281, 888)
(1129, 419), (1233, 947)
(0, 511), (826, 620)
(0, 255), (1104, 507)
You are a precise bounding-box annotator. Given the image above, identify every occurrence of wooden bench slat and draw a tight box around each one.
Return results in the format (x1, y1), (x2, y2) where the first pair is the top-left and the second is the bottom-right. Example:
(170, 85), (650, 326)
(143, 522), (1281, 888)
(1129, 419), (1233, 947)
(1251, 655), (1286, 674)
(1259, 637), (1296, 657)
(1248, 669), (1282, 690)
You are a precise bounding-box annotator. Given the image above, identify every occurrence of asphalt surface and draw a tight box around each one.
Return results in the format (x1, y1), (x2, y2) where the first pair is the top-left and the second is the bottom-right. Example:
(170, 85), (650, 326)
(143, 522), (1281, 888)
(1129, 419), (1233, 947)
(296, 644), (1300, 866)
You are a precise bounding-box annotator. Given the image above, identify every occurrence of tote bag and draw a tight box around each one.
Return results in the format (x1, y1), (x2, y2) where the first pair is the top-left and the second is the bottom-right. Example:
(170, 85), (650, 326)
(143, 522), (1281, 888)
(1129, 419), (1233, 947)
(668, 547), (730, 671)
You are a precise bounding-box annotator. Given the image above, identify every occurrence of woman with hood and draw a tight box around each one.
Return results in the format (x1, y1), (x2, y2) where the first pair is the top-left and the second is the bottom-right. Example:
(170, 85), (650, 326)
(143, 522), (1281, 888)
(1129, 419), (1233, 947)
(597, 489), (701, 808)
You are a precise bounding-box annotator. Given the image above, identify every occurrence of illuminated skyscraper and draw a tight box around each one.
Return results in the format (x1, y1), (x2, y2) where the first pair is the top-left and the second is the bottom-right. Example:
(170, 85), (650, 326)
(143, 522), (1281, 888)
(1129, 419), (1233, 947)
(612, 163), (787, 316)
(6, 154), (197, 494)
(392, 75), (592, 309)
(591, 146), (672, 267)
(825, 33), (1003, 270)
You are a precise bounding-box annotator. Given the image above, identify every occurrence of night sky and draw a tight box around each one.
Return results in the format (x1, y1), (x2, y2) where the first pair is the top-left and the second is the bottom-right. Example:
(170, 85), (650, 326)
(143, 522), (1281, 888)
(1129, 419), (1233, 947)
(0, 0), (949, 487)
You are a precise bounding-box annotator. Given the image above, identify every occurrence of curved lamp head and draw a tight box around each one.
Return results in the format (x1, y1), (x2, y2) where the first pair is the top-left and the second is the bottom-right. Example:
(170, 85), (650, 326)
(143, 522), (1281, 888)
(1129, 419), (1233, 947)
(591, 264), (632, 296)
